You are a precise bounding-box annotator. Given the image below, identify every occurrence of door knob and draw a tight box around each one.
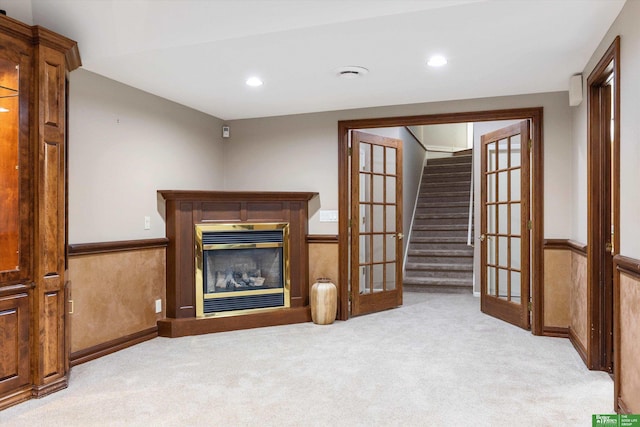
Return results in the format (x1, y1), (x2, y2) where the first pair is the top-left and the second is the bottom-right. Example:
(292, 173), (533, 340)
(605, 242), (613, 253)
(479, 234), (486, 242)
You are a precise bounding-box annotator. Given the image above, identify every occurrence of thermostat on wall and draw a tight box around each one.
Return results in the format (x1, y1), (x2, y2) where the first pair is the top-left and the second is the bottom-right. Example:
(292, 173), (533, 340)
(222, 125), (230, 138)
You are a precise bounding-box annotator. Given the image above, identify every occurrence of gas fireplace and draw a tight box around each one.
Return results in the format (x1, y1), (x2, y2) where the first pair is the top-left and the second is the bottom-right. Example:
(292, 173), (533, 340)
(195, 223), (290, 317)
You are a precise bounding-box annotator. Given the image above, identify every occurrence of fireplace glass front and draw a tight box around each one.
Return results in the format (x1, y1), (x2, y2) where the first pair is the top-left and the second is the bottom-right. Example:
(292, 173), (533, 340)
(195, 223), (290, 317)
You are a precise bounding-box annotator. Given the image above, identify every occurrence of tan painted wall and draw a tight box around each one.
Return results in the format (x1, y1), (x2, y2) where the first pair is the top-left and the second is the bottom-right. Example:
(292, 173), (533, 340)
(68, 247), (166, 353)
(569, 0), (640, 409)
(571, 0), (640, 257)
(543, 249), (571, 328)
(619, 273), (640, 413)
(68, 69), (227, 243)
(226, 91), (572, 239)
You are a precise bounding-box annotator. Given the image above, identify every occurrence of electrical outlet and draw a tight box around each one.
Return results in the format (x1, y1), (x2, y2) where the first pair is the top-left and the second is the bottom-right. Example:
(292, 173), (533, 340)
(155, 299), (162, 313)
(144, 216), (151, 230)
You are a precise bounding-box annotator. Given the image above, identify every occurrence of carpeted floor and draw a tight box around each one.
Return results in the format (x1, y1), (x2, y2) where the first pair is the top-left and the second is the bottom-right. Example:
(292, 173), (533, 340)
(1, 292), (613, 426)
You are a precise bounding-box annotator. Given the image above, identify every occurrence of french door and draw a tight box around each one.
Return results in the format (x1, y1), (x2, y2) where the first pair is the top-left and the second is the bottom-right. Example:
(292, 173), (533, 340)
(350, 131), (403, 316)
(480, 121), (531, 329)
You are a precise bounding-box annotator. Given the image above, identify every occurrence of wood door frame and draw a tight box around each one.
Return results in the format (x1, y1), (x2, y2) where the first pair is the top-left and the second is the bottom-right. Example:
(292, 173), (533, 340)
(338, 107), (544, 335)
(587, 36), (620, 372)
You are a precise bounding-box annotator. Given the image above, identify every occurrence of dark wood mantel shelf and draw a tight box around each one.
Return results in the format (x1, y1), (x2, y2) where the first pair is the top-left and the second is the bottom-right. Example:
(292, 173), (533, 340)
(159, 190), (317, 202)
(158, 190), (318, 338)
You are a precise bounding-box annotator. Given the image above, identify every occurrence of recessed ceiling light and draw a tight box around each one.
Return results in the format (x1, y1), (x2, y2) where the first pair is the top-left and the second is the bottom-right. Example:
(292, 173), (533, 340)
(427, 55), (448, 67)
(336, 66), (369, 79)
(246, 77), (263, 87)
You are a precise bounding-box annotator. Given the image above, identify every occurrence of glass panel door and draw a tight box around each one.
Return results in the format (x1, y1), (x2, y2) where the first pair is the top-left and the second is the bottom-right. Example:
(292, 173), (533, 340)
(480, 121), (530, 329)
(350, 131), (403, 316)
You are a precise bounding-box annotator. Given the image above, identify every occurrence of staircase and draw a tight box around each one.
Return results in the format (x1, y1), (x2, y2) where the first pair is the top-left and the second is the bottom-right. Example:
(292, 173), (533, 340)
(404, 152), (473, 292)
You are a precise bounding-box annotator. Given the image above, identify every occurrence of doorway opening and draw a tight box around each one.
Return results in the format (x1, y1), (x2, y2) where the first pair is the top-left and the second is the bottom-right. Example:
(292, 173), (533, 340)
(337, 108), (544, 335)
(587, 36), (620, 372)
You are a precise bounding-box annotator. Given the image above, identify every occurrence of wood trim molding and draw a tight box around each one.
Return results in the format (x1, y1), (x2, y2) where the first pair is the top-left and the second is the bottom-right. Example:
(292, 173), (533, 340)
(568, 326), (588, 365)
(618, 397), (631, 415)
(307, 235), (339, 244)
(0, 282), (34, 297)
(542, 326), (568, 338)
(543, 239), (587, 255)
(158, 306), (311, 338)
(70, 327), (158, 367)
(68, 238), (169, 256)
(614, 254), (640, 280)
(159, 190), (318, 202)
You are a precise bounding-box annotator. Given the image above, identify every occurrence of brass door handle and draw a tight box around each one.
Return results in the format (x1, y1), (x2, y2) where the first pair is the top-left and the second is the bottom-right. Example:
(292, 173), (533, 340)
(605, 242), (613, 253)
(390, 233), (404, 240)
(479, 234), (486, 242)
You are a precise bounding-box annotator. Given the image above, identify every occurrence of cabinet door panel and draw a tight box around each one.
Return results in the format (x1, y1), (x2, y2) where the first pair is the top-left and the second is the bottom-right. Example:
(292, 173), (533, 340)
(0, 34), (33, 284)
(0, 292), (30, 394)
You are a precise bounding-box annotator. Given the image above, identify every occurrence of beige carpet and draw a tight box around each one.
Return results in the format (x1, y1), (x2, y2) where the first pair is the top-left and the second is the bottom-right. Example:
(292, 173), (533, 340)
(1, 292), (613, 426)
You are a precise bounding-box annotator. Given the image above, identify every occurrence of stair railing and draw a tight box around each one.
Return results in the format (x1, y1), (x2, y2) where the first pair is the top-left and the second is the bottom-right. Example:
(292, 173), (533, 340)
(467, 150), (474, 247)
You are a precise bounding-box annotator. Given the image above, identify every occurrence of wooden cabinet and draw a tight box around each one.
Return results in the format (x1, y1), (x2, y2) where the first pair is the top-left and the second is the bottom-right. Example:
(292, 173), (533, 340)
(0, 15), (80, 410)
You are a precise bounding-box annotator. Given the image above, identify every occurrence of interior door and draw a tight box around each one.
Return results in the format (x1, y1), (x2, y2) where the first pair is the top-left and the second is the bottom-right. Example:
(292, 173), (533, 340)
(350, 131), (403, 316)
(480, 121), (530, 329)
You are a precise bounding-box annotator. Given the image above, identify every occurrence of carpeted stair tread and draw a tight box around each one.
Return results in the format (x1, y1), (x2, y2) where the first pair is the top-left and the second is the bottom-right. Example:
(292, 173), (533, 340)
(425, 155), (472, 165)
(407, 152), (474, 292)
(418, 201), (469, 208)
(405, 262), (473, 271)
(407, 249), (473, 257)
(415, 212), (468, 219)
(410, 236), (469, 243)
(422, 171), (472, 180)
(403, 277), (473, 287)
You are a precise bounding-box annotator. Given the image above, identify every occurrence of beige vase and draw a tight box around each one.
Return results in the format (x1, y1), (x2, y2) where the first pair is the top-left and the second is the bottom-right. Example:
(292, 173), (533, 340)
(310, 278), (337, 325)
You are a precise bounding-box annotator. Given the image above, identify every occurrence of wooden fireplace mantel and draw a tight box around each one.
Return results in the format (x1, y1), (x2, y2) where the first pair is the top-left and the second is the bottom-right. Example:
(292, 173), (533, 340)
(159, 190), (317, 202)
(157, 190), (318, 337)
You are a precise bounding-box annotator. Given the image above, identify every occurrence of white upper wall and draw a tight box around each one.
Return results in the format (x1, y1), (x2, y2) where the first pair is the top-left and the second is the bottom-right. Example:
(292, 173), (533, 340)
(68, 69), (226, 243)
(0, 0), (33, 25)
(571, 0), (640, 258)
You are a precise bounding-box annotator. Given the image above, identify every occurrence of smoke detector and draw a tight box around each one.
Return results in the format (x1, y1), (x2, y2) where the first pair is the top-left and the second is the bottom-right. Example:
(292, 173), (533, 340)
(336, 66), (369, 79)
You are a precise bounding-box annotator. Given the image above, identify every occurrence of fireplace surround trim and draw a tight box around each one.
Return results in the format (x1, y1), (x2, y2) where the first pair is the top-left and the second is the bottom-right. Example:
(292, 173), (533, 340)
(158, 190), (317, 337)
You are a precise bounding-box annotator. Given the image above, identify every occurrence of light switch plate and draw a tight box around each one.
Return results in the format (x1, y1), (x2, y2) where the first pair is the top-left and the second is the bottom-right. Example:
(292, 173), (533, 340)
(319, 210), (338, 222)
(155, 299), (162, 313)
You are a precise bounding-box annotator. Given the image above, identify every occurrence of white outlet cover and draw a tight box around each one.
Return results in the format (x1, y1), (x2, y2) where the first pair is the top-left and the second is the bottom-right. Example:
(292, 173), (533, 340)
(319, 210), (338, 222)
(155, 299), (162, 313)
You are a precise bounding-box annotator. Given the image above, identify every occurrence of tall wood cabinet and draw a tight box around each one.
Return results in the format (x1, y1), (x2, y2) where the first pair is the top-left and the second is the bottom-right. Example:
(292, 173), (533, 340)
(0, 14), (80, 409)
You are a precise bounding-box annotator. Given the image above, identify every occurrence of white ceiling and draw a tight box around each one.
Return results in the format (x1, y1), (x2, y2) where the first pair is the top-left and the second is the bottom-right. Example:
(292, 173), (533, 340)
(6, 0), (627, 120)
